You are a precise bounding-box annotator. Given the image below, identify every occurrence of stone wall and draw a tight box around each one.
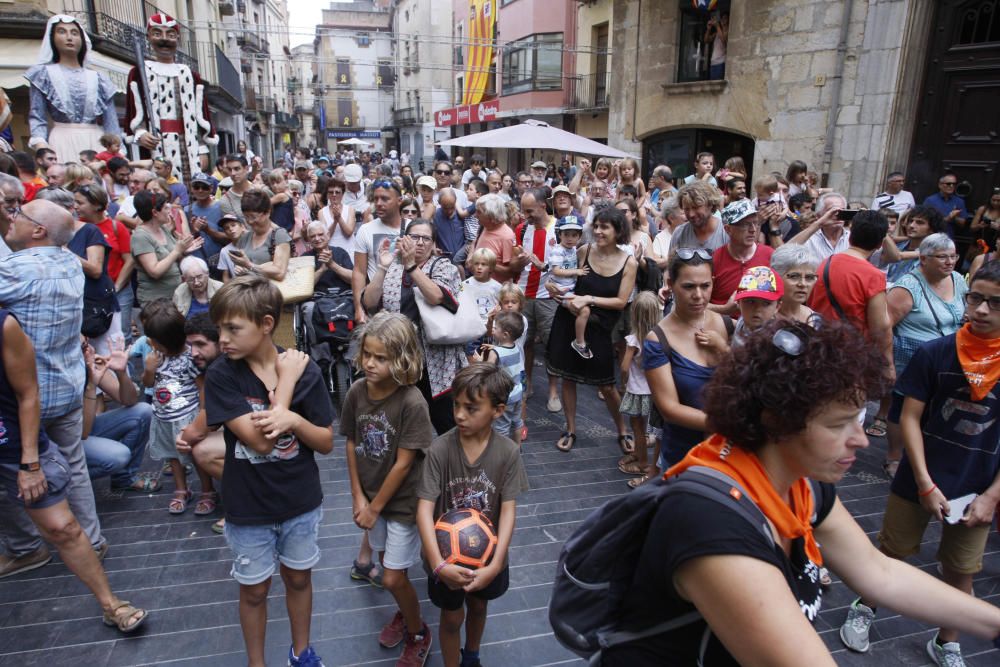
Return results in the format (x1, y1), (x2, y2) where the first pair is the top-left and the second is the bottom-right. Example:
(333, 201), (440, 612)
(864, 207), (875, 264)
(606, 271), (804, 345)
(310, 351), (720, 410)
(609, 0), (933, 202)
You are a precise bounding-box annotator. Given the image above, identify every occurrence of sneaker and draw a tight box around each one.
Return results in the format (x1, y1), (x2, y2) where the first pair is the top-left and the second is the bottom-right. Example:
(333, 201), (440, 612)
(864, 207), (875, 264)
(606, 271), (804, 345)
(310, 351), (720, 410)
(926, 635), (967, 667)
(288, 644), (325, 667)
(839, 598), (875, 653)
(460, 648), (482, 667)
(379, 610), (406, 648)
(546, 396), (562, 412)
(397, 624), (432, 667)
(0, 545), (52, 579)
(351, 559), (384, 589)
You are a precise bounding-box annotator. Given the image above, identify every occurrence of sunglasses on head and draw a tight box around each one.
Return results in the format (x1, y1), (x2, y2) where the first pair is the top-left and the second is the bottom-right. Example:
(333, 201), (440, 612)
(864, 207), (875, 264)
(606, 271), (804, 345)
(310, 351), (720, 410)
(674, 247), (712, 261)
(372, 179), (401, 193)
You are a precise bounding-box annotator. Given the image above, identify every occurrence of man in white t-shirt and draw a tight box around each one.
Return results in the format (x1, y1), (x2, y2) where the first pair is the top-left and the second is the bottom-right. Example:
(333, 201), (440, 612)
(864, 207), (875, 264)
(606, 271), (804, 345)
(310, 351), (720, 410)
(352, 180), (403, 323)
(871, 171), (915, 215)
(342, 163), (371, 221)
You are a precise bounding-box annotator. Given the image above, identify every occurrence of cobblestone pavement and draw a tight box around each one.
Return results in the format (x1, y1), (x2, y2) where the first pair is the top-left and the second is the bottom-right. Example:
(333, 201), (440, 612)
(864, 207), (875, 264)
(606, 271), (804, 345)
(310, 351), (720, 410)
(1, 372), (998, 666)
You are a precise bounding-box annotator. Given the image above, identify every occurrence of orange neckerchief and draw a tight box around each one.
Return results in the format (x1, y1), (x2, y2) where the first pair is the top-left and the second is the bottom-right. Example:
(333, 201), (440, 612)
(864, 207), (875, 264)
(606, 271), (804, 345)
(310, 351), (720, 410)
(956, 323), (1000, 401)
(664, 434), (823, 566)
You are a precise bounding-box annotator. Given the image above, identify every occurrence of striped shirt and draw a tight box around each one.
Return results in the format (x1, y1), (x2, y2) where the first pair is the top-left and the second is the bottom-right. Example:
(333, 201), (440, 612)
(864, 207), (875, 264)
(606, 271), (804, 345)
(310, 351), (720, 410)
(0, 246), (85, 419)
(493, 343), (524, 404)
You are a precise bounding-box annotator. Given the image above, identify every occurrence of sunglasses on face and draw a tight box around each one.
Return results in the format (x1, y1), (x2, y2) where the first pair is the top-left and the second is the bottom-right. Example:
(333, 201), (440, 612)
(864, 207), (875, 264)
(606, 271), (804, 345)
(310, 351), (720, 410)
(674, 247), (712, 261)
(435, 169), (452, 175)
(401, 208), (419, 215)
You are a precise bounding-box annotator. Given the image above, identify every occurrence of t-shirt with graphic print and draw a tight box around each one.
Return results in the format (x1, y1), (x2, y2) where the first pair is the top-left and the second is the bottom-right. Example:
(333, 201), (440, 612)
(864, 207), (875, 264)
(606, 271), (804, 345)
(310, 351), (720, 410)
(417, 428), (529, 544)
(461, 276), (502, 324)
(205, 351), (333, 525)
(891, 334), (1000, 502)
(339, 380), (434, 524)
(152, 351), (200, 422)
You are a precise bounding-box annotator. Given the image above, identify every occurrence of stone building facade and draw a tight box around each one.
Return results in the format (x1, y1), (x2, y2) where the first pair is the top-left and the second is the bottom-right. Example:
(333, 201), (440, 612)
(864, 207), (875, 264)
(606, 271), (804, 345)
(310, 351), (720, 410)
(609, 0), (998, 208)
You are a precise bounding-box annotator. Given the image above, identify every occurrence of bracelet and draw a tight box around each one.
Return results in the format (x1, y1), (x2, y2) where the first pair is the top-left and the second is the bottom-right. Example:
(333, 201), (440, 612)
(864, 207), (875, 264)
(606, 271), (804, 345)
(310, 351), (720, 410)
(432, 560), (449, 579)
(918, 483), (937, 497)
(84, 393), (98, 400)
(405, 264), (418, 273)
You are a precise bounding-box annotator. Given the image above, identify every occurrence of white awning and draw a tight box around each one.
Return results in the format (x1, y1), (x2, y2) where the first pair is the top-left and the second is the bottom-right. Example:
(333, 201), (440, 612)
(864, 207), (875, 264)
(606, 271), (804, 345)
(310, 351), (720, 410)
(0, 39), (131, 94)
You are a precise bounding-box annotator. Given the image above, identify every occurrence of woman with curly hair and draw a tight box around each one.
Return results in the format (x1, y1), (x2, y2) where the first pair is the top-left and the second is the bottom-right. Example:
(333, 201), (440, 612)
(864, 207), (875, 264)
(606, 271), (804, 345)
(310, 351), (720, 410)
(604, 320), (1000, 666)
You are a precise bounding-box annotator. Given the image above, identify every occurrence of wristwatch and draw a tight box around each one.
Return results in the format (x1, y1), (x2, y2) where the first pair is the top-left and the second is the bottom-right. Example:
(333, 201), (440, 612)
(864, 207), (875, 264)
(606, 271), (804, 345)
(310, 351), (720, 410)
(19, 461), (40, 472)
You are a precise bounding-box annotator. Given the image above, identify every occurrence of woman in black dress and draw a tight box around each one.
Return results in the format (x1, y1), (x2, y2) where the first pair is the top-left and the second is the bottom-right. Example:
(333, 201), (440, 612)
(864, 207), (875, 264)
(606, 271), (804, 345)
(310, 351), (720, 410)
(546, 206), (637, 452)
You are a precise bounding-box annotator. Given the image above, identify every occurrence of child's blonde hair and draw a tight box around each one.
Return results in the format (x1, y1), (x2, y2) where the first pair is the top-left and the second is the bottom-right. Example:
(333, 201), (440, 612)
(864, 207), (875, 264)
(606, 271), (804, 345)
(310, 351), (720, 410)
(356, 312), (423, 386)
(470, 247), (498, 270)
(498, 283), (525, 310)
(595, 157), (615, 175)
(753, 174), (779, 196)
(265, 169), (287, 187)
(619, 157), (640, 180)
(629, 291), (662, 346)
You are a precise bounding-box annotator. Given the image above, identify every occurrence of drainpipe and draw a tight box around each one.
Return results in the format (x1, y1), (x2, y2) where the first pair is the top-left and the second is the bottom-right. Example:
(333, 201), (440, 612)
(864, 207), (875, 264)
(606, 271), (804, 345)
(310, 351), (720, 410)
(629, 0), (642, 145)
(820, 0), (854, 185)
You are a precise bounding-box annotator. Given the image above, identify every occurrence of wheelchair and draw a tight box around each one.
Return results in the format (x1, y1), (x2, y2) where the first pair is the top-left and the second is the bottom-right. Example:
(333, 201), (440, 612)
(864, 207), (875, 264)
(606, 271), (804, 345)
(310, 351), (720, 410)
(292, 291), (359, 416)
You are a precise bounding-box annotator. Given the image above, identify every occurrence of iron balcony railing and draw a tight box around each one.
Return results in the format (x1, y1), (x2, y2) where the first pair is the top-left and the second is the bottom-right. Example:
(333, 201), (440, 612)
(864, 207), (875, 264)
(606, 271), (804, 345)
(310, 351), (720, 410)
(565, 71), (610, 111)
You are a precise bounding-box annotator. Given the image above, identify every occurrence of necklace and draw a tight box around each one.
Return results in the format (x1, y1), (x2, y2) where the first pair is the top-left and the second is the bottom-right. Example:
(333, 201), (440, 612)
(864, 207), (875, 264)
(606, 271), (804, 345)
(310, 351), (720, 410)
(671, 310), (707, 332)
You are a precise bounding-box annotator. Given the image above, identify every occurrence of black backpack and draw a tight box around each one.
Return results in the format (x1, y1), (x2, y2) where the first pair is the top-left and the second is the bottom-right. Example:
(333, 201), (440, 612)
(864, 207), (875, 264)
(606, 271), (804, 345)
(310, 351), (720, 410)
(549, 466), (792, 664)
(312, 288), (355, 347)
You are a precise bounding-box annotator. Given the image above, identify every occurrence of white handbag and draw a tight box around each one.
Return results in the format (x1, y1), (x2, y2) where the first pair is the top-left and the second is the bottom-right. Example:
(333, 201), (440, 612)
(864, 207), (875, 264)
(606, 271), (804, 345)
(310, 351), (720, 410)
(413, 259), (486, 345)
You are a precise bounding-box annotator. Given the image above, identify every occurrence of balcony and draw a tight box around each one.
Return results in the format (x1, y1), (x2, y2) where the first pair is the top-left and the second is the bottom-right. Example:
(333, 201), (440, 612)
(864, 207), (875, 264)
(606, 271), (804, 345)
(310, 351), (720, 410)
(219, 1), (236, 16)
(67, 2), (196, 72)
(243, 86), (258, 111)
(294, 104), (312, 115)
(275, 112), (300, 129)
(565, 71), (610, 112)
(259, 96), (278, 115)
(392, 106), (421, 126)
(237, 30), (269, 54)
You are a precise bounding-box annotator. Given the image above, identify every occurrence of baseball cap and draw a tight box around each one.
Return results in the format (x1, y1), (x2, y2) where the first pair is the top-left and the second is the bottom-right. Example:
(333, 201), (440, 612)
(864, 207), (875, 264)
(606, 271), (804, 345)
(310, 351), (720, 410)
(555, 215), (583, 232)
(531, 160), (547, 170)
(344, 164), (363, 183)
(734, 266), (784, 302)
(549, 185), (573, 200)
(218, 176), (233, 188)
(294, 160), (311, 170)
(219, 213), (242, 226)
(315, 155), (330, 164)
(416, 175), (437, 190)
(721, 199), (758, 226)
(191, 173), (213, 186)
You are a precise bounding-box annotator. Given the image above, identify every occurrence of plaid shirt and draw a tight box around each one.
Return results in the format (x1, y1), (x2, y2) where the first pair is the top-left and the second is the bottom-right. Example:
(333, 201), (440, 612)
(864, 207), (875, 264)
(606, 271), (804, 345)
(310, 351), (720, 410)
(0, 246), (85, 419)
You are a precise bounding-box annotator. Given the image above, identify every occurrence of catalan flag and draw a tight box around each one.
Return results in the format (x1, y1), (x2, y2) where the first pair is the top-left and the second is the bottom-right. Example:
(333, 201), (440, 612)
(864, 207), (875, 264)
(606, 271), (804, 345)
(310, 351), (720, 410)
(462, 0), (497, 105)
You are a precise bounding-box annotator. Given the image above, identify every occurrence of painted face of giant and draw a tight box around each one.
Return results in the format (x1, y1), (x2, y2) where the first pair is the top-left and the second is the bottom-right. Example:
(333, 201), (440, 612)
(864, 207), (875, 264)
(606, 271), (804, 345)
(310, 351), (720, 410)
(147, 17), (179, 62)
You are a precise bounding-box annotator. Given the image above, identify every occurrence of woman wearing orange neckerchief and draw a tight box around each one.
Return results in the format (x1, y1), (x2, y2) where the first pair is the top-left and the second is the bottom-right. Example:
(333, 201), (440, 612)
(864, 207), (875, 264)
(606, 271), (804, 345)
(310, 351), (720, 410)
(602, 318), (1000, 667)
(840, 259), (1000, 666)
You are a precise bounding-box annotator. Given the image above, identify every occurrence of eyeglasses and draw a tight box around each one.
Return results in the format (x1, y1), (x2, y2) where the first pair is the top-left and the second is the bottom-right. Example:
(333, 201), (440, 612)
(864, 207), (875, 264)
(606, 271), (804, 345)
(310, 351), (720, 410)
(191, 183), (211, 190)
(674, 247), (712, 261)
(784, 272), (818, 283)
(3, 195), (21, 208)
(965, 292), (1000, 311)
(434, 169), (452, 175)
(15, 208), (46, 229)
(408, 233), (433, 244)
(930, 253), (959, 261)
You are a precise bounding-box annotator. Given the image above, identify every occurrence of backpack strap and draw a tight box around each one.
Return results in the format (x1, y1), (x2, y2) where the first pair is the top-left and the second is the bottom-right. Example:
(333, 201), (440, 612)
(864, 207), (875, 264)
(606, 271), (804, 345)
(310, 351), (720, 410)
(823, 257), (847, 321)
(722, 315), (735, 338)
(653, 321), (671, 357)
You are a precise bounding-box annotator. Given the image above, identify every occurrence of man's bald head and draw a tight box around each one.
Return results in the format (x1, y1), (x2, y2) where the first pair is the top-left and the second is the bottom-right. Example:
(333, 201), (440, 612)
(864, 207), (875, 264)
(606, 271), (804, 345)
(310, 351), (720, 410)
(520, 191), (547, 224)
(23, 199), (75, 247)
(438, 189), (456, 208)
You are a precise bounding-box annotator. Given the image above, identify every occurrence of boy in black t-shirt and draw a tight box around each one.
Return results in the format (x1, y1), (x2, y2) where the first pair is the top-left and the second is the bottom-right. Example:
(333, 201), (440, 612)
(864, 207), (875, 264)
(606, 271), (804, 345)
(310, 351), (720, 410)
(204, 275), (334, 667)
(416, 364), (530, 667)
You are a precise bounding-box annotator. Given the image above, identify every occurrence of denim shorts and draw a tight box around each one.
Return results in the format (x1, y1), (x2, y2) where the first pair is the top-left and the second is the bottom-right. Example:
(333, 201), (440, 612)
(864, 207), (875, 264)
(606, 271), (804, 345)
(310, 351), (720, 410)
(494, 399), (523, 437)
(0, 449), (71, 509)
(367, 516), (422, 571)
(224, 505), (323, 585)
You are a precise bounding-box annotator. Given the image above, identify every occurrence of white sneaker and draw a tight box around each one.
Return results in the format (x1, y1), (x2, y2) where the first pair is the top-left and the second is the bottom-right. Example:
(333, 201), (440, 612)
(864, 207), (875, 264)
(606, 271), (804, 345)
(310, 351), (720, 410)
(839, 598), (875, 653)
(926, 635), (967, 667)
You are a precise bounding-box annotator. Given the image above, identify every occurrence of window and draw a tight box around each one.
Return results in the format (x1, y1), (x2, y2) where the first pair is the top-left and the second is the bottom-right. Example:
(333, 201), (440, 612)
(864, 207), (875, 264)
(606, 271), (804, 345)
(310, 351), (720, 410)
(356, 32), (371, 47)
(456, 76), (464, 105)
(336, 59), (351, 87)
(377, 60), (394, 88)
(677, 1), (730, 83)
(501, 33), (563, 95)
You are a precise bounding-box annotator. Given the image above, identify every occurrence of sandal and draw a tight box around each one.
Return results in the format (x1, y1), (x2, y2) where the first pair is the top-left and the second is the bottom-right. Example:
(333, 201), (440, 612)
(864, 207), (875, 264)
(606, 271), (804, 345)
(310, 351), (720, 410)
(193, 492), (218, 516)
(350, 560), (385, 589)
(112, 472), (161, 493)
(618, 461), (646, 475)
(628, 474), (652, 489)
(211, 517), (226, 534)
(571, 340), (594, 359)
(618, 453), (637, 469)
(882, 458), (900, 480)
(102, 600), (148, 633)
(865, 417), (888, 438)
(168, 490), (193, 515)
(617, 434), (635, 455)
(556, 432), (576, 452)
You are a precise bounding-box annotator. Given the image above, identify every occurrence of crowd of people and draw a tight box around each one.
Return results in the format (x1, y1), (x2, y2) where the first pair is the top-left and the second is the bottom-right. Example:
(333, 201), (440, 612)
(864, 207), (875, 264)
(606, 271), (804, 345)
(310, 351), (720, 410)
(1, 18), (1000, 663)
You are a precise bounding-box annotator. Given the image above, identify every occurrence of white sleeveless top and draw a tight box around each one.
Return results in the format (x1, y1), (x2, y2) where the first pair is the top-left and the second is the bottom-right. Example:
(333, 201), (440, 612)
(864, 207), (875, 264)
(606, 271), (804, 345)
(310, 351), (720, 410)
(320, 205), (355, 255)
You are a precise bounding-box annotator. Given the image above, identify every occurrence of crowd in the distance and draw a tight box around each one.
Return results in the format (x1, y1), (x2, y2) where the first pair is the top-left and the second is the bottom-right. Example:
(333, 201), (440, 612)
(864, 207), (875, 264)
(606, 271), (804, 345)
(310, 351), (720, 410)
(3, 136), (1000, 667)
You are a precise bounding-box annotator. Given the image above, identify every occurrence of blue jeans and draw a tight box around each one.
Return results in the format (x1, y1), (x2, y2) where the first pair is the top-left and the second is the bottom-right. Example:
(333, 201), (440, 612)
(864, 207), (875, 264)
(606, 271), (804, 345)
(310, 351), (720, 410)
(82, 402), (153, 488)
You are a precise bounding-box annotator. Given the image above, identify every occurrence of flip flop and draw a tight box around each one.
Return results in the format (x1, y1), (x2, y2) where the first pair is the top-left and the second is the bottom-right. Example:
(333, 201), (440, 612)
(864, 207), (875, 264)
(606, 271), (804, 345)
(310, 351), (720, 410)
(618, 434), (635, 455)
(628, 474), (652, 489)
(619, 461), (646, 475)
(618, 453), (637, 469)
(556, 432), (576, 452)
(865, 417), (888, 438)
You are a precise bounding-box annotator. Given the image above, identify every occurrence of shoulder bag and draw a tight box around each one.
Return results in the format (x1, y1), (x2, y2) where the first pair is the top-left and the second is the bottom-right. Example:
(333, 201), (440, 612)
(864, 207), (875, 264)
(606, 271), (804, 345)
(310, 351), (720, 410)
(414, 257), (486, 345)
